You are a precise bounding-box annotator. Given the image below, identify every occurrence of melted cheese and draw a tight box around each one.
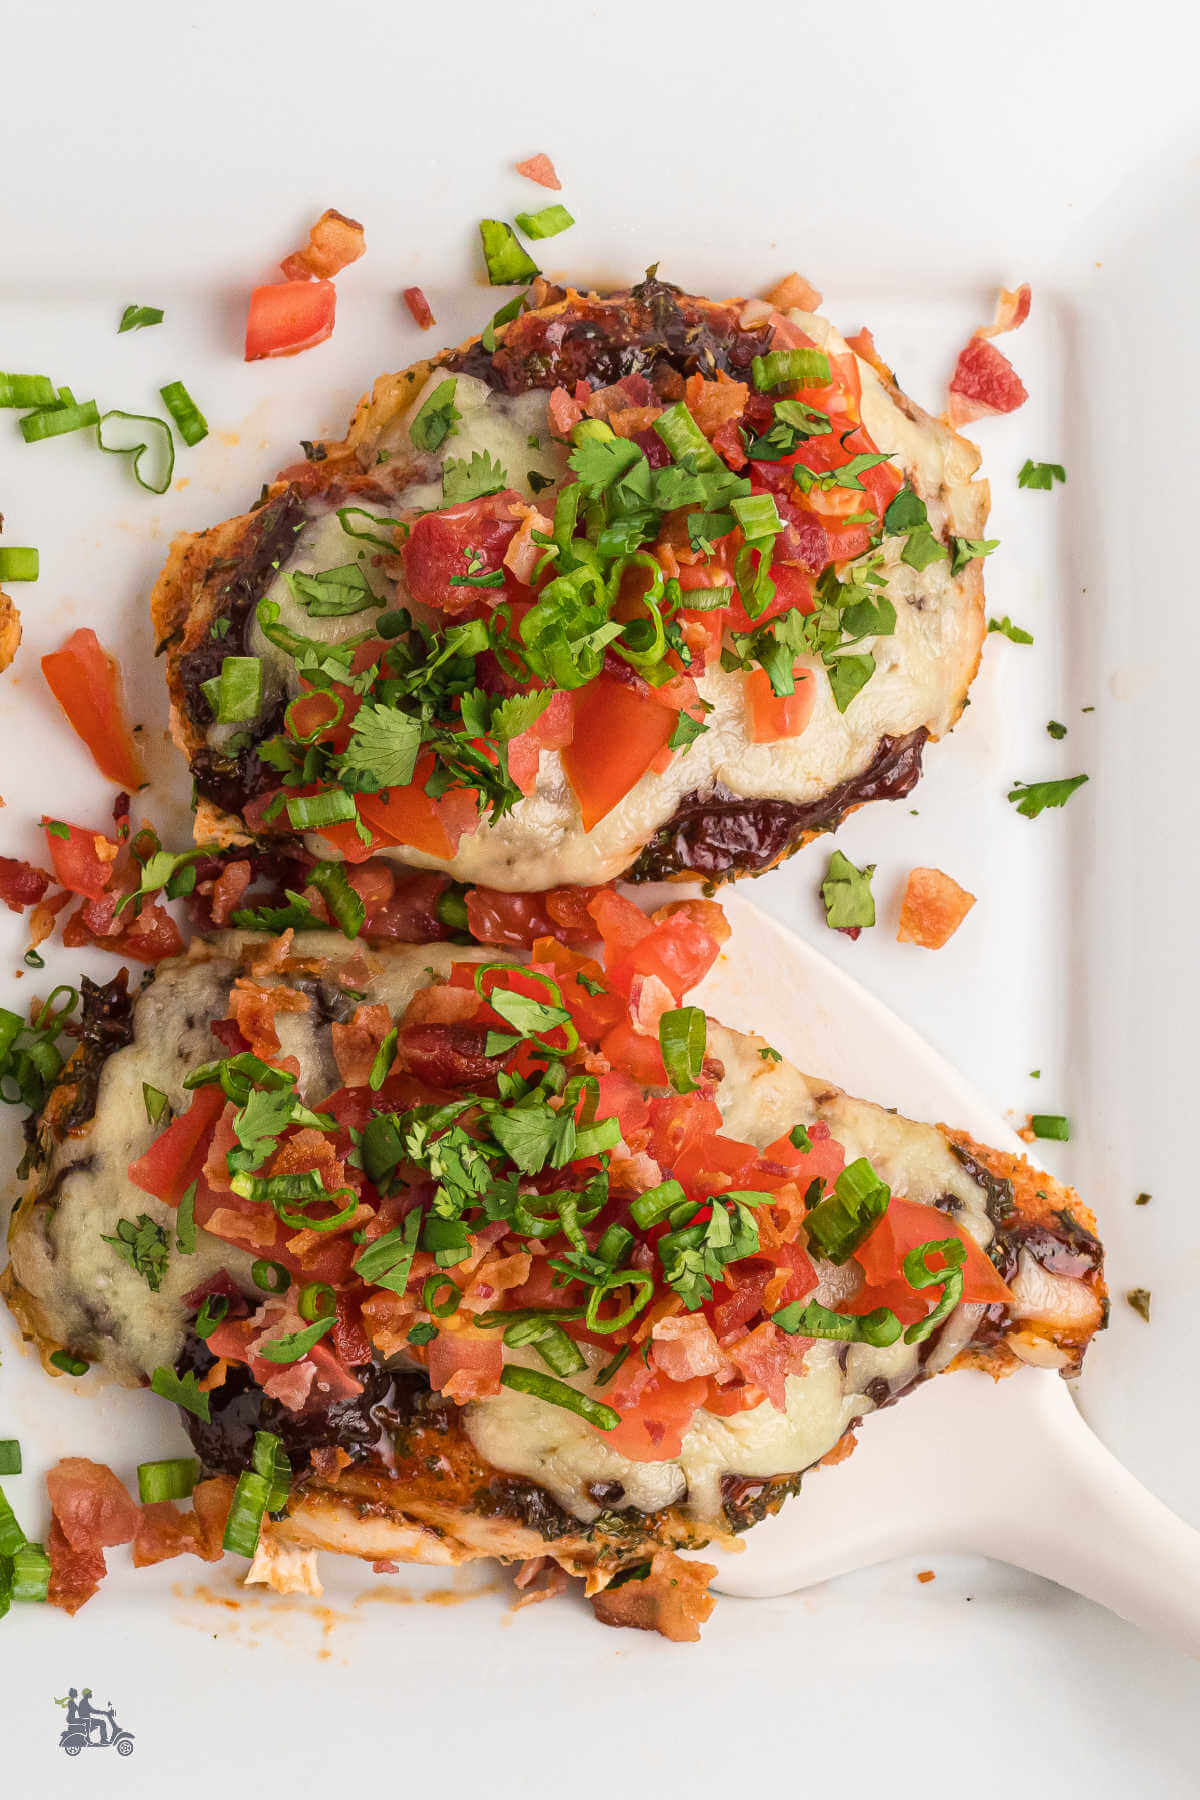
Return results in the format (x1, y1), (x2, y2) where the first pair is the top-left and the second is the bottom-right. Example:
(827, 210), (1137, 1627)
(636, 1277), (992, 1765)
(203, 311), (987, 891)
(11, 940), (998, 1525)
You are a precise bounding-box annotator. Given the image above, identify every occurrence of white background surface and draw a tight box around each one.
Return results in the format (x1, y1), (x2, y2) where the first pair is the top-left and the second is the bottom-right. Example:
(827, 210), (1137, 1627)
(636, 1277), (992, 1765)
(1, 0), (1198, 1792)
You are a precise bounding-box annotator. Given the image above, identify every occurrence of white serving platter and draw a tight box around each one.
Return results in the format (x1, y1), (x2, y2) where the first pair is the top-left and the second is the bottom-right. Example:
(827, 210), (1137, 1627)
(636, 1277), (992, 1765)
(1, 0), (1198, 1792)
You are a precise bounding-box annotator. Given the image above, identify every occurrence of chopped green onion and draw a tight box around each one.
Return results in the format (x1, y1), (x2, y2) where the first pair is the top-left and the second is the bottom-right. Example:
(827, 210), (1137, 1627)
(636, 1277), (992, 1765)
(222, 1469), (271, 1557)
(308, 860), (365, 939)
(479, 219), (541, 285)
(368, 1026), (397, 1091)
(0, 1442), (21, 1476)
(298, 1281), (336, 1323)
(730, 493), (783, 541)
(142, 1082), (169, 1126)
(151, 1365), (210, 1420)
(137, 1457), (200, 1503)
(1031, 1113), (1070, 1141)
(286, 790), (358, 831)
(659, 1007), (706, 1095)
(203, 656), (262, 723)
(0, 548), (38, 582)
(422, 1274), (461, 1319)
(773, 1297), (901, 1347)
(594, 1343), (631, 1387)
(119, 304), (164, 333)
(500, 1364), (620, 1431)
(902, 1238), (966, 1345)
(0, 374), (56, 407)
(19, 398), (100, 442)
(194, 1293), (229, 1339)
(256, 1315), (335, 1363)
(630, 1179), (688, 1229)
(803, 1157), (890, 1264)
(652, 401), (722, 471)
(177, 1179), (198, 1255)
(251, 1258), (290, 1295)
(514, 204), (575, 240)
(0, 1484), (25, 1555)
(584, 1269), (655, 1334)
(11, 1542), (50, 1603)
(49, 1350), (89, 1377)
(253, 1430), (291, 1513)
(435, 886), (470, 932)
(503, 1317), (588, 1376)
(96, 410), (175, 493)
(751, 348), (832, 391)
(480, 289), (528, 352)
(337, 506), (407, 550)
(594, 1224), (634, 1267)
(160, 380), (208, 446)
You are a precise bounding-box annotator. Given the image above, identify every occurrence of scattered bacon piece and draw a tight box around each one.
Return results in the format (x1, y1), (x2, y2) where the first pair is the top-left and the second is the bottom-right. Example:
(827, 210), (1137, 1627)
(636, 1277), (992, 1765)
(331, 1001), (393, 1087)
(403, 286), (436, 330)
(512, 1558), (569, 1607)
(897, 867), (976, 949)
(132, 1479), (232, 1568)
(917, 1568), (936, 1583)
(946, 284), (1031, 426)
(45, 1457), (139, 1614)
(844, 326), (895, 385)
(683, 371), (748, 437)
(0, 588), (21, 673)
(548, 384), (584, 436)
(208, 858), (252, 927)
(817, 1427), (859, 1468)
(426, 1328), (502, 1402)
(765, 271), (823, 312)
(515, 153), (561, 190)
(280, 208), (366, 281)
(0, 856), (51, 913)
(978, 283), (1032, 339)
(591, 1550), (717, 1642)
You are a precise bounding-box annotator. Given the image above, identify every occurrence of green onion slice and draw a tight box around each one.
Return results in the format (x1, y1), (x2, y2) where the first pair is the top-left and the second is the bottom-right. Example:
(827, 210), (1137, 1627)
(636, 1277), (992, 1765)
(137, 1456), (200, 1503)
(422, 1274), (461, 1319)
(253, 1430), (292, 1514)
(803, 1157), (891, 1264)
(652, 401), (722, 471)
(19, 398), (100, 442)
(0, 1441), (21, 1476)
(142, 1082), (170, 1126)
(11, 1542), (50, 1603)
(308, 860), (365, 939)
(251, 1258), (290, 1295)
(514, 205), (575, 240)
(176, 1179), (197, 1254)
(160, 380), (208, 446)
(630, 1179), (688, 1229)
(203, 655), (262, 723)
(96, 409), (175, 493)
(0, 373), (57, 407)
(751, 348), (832, 391)
(659, 1006), (706, 1095)
(584, 1269), (655, 1334)
(0, 548), (38, 581)
(298, 1281), (336, 1323)
(49, 1350), (90, 1377)
(773, 1297), (901, 1347)
(194, 1293), (229, 1339)
(286, 790), (358, 831)
(902, 1237), (967, 1345)
(499, 1364), (620, 1431)
(1031, 1114), (1070, 1141)
(0, 1484), (26, 1556)
(336, 506), (407, 550)
(222, 1469), (271, 1558)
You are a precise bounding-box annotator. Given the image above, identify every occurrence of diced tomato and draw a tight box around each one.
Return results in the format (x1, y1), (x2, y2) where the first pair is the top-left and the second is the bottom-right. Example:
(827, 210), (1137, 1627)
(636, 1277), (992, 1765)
(762, 1120), (846, 1198)
(600, 1018), (667, 1086)
(128, 1085), (227, 1205)
(530, 936), (625, 1040)
(41, 628), (144, 790)
(746, 665), (817, 742)
(603, 1371), (708, 1460)
(587, 888), (652, 958)
(401, 493), (526, 614)
(244, 280), (336, 361)
(42, 819), (117, 901)
(515, 153), (561, 190)
(855, 1197), (1014, 1307)
(560, 677), (678, 832)
(0, 857), (51, 912)
(357, 784), (453, 861)
(402, 286), (436, 330)
(606, 912), (721, 1004)
(673, 1131), (759, 1197)
(507, 689), (574, 796)
(647, 1093), (724, 1170)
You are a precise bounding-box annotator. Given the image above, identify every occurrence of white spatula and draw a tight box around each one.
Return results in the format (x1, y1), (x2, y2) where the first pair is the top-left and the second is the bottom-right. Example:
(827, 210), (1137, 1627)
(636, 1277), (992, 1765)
(691, 895), (1200, 1655)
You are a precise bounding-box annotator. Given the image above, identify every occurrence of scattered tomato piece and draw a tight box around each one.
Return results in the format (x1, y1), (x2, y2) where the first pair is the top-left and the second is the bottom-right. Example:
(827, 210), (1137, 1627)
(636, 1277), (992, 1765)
(402, 286), (436, 330)
(41, 627), (144, 789)
(515, 153), (561, 190)
(245, 281), (336, 361)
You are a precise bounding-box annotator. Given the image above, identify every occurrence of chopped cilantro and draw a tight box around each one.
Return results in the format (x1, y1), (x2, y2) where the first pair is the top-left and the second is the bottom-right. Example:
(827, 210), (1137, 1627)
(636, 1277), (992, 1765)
(821, 850), (876, 932)
(899, 523), (949, 571)
(988, 615), (1034, 645)
(1126, 1288), (1151, 1323)
(479, 220), (540, 286)
(101, 1214), (168, 1291)
(338, 703), (423, 790)
(514, 204), (574, 240)
(442, 450), (508, 506)
(409, 378), (461, 453)
(1018, 460), (1067, 490)
(950, 536), (1000, 575)
(1007, 775), (1088, 818)
(1046, 720), (1067, 740)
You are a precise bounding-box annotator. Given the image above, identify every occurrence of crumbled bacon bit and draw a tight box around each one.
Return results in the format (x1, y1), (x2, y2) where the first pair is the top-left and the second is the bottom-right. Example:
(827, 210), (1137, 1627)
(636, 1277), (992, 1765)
(946, 284), (1031, 426)
(897, 867), (976, 949)
(403, 286), (436, 330)
(916, 1568), (936, 1583)
(132, 1478), (232, 1567)
(45, 1457), (139, 1614)
(331, 1001), (393, 1087)
(512, 1557), (569, 1607)
(280, 208), (366, 281)
(978, 283), (1032, 339)
(207, 858), (252, 927)
(0, 856), (51, 913)
(548, 385), (584, 435)
(590, 1550), (717, 1642)
(0, 589), (22, 673)
(764, 271), (822, 312)
(515, 153), (561, 190)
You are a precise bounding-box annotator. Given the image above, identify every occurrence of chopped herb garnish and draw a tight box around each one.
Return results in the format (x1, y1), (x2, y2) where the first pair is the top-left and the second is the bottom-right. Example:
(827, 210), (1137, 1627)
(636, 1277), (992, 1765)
(1126, 1287), (1151, 1323)
(101, 1214), (169, 1291)
(821, 850), (876, 932)
(988, 615), (1034, 645)
(659, 1006), (706, 1095)
(151, 1366), (210, 1421)
(409, 378), (461, 453)
(479, 220), (541, 286)
(1008, 775), (1088, 819)
(1046, 720), (1067, 739)
(514, 205), (574, 240)
(442, 449), (508, 505)
(950, 536), (1000, 575)
(1030, 1113), (1070, 1141)
(1018, 460), (1066, 490)
(1135, 1192), (1152, 1206)
(119, 304), (164, 332)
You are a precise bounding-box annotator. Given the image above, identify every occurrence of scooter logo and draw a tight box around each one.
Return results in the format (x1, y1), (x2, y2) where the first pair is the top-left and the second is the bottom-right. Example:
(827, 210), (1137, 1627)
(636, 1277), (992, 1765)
(53, 1687), (135, 1757)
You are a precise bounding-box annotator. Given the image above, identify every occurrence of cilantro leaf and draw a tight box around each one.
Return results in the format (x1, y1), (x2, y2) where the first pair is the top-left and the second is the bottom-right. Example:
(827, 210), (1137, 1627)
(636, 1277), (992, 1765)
(228, 1087), (300, 1176)
(950, 536), (1000, 576)
(821, 850), (876, 931)
(409, 378), (461, 453)
(338, 703), (423, 789)
(151, 1366), (210, 1422)
(988, 615), (1033, 645)
(567, 434), (642, 493)
(882, 484), (927, 534)
(668, 711), (708, 751)
(231, 891), (327, 933)
(900, 524), (949, 571)
(101, 1214), (168, 1291)
(490, 690), (552, 741)
(1046, 719), (1067, 740)
(826, 653), (875, 713)
(1007, 774), (1088, 818)
(286, 564), (379, 618)
(479, 220), (541, 286)
(442, 450), (509, 506)
(1018, 460), (1066, 491)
